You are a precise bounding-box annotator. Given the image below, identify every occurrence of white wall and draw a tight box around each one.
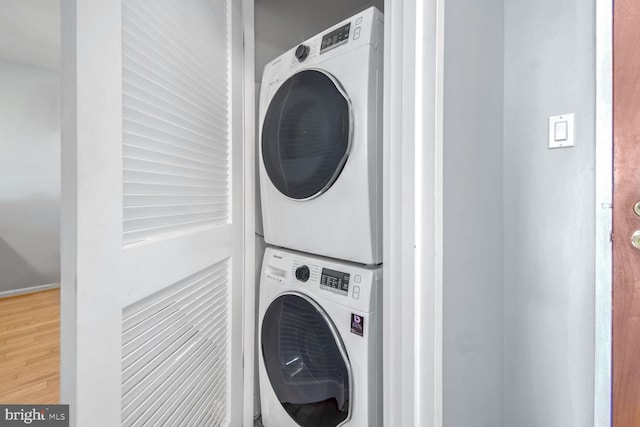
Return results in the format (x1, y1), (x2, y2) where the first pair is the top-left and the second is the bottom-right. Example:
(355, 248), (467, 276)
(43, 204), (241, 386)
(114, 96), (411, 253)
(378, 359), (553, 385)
(442, 0), (504, 425)
(0, 60), (61, 293)
(503, 1), (596, 426)
(442, 0), (597, 424)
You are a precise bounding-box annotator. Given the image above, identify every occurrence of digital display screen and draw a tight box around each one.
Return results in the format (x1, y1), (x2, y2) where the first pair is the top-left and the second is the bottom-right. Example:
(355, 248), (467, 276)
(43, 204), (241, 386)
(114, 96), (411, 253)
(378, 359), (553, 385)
(320, 268), (350, 296)
(320, 23), (351, 54)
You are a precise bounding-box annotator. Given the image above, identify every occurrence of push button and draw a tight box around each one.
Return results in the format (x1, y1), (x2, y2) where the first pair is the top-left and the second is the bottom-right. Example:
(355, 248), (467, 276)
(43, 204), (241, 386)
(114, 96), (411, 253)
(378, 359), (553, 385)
(353, 286), (360, 300)
(354, 27), (361, 40)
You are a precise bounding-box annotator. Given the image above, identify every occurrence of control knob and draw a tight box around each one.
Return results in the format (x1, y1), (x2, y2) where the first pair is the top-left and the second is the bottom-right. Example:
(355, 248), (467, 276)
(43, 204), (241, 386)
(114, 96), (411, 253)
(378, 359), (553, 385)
(295, 265), (310, 282)
(295, 44), (310, 62)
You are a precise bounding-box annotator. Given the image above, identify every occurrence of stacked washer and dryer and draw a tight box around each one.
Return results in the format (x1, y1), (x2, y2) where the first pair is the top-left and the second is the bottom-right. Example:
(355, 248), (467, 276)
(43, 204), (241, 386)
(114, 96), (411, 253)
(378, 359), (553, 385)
(257, 7), (384, 427)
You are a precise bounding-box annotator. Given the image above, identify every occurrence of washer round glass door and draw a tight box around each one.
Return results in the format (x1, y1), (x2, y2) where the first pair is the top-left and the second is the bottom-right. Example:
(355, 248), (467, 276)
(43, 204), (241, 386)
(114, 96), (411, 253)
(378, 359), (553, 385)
(261, 70), (352, 200)
(261, 293), (352, 426)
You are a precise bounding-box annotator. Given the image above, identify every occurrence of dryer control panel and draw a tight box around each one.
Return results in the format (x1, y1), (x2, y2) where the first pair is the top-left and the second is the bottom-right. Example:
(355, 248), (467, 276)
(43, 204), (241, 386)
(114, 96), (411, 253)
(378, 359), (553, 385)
(320, 23), (351, 54)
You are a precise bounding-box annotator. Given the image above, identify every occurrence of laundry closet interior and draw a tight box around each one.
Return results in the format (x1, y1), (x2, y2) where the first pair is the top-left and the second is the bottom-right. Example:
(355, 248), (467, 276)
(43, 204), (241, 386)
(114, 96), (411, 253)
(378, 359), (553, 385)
(251, 1), (384, 425)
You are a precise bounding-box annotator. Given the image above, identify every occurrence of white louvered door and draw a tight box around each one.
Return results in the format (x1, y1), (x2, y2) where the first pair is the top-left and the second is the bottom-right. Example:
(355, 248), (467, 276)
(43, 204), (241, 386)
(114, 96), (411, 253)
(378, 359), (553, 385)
(60, 0), (245, 426)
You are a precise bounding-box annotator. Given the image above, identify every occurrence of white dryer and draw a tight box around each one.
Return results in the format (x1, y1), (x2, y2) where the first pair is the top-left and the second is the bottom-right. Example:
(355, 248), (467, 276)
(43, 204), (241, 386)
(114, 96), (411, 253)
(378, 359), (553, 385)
(259, 7), (384, 265)
(258, 247), (382, 427)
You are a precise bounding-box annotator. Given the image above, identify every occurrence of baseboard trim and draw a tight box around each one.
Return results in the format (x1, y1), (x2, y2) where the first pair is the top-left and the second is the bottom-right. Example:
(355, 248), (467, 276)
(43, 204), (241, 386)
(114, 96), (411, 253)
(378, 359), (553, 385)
(0, 283), (60, 299)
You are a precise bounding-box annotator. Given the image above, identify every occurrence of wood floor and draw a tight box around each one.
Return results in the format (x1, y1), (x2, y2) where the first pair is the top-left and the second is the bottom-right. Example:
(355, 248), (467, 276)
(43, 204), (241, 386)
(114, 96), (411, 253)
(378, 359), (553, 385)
(0, 288), (60, 404)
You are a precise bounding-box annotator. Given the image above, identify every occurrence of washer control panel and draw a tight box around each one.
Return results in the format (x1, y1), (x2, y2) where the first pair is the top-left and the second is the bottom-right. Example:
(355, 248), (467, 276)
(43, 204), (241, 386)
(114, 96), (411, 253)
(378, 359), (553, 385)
(320, 268), (350, 296)
(263, 248), (381, 312)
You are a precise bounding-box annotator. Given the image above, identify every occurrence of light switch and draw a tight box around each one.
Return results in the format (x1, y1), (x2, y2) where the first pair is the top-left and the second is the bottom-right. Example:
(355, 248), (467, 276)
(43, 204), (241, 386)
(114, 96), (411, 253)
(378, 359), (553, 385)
(554, 121), (568, 141)
(548, 114), (574, 148)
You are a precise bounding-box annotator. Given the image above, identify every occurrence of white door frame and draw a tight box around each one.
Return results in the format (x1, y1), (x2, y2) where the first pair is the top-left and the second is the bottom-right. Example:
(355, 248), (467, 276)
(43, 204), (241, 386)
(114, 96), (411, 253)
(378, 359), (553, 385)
(383, 0), (445, 426)
(242, 0), (257, 424)
(594, 0), (613, 425)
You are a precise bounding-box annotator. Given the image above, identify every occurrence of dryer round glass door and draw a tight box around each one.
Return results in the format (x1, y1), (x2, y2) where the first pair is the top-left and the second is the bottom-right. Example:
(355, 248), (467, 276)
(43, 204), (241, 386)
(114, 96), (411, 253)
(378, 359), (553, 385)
(262, 70), (352, 200)
(261, 293), (352, 426)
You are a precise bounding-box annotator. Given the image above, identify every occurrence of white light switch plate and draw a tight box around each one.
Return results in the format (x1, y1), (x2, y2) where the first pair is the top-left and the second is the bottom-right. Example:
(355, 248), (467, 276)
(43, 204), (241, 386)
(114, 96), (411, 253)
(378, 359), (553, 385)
(548, 114), (574, 148)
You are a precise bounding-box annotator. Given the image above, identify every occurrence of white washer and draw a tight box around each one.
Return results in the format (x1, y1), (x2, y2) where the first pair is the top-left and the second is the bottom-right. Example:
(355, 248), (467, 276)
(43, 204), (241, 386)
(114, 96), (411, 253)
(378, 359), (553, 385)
(259, 7), (384, 265)
(258, 247), (382, 427)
